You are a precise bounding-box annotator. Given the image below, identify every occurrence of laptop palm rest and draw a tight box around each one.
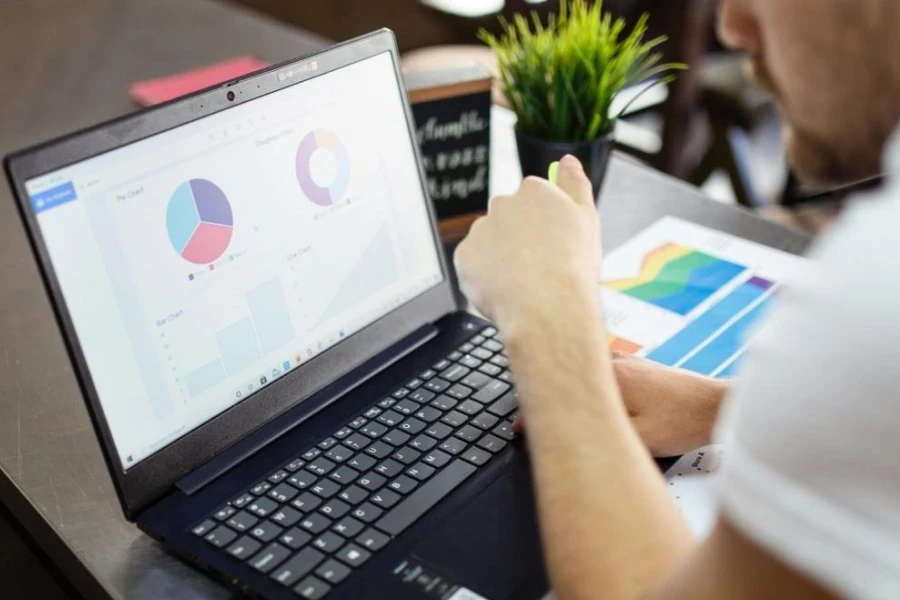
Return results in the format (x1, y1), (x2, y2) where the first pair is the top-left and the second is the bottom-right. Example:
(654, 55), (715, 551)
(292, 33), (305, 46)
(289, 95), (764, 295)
(411, 466), (548, 600)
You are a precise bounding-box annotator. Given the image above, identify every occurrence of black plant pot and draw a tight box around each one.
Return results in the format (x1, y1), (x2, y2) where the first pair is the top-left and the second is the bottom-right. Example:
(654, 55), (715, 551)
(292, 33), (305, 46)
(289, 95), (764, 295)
(515, 130), (613, 202)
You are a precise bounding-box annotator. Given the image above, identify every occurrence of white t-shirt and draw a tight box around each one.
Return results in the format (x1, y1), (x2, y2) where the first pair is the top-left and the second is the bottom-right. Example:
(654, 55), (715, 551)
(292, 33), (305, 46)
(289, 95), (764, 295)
(715, 138), (900, 599)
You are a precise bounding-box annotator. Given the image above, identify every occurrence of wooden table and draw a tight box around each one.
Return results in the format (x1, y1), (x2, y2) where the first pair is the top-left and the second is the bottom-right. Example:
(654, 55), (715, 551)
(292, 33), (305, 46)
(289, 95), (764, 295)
(0, 3), (809, 599)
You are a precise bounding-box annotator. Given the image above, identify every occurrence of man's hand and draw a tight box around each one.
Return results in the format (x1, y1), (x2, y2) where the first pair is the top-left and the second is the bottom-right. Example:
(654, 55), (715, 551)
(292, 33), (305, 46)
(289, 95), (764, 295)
(453, 155), (600, 330)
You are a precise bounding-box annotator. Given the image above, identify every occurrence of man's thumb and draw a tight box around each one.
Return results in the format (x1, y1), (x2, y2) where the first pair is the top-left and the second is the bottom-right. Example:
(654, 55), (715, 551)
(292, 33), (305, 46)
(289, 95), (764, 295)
(555, 154), (594, 206)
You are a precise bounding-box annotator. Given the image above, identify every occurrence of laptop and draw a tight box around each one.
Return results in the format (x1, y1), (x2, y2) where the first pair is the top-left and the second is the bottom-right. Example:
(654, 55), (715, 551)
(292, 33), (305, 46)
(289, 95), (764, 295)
(4, 30), (548, 600)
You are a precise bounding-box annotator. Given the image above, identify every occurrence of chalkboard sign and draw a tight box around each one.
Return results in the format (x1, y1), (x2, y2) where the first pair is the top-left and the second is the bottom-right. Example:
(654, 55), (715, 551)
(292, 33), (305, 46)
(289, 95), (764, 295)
(405, 65), (492, 227)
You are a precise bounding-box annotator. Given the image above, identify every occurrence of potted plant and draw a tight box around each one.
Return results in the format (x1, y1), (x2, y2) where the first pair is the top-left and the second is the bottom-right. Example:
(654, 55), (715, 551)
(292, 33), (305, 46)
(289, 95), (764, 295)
(479, 0), (684, 198)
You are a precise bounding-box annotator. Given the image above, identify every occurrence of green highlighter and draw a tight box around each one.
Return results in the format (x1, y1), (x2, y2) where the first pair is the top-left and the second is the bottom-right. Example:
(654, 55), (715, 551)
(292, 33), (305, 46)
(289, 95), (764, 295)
(548, 161), (560, 185)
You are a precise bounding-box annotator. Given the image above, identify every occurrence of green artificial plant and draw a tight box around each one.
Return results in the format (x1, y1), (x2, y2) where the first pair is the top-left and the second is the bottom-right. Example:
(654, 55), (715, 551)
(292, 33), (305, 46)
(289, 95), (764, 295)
(479, 0), (685, 142)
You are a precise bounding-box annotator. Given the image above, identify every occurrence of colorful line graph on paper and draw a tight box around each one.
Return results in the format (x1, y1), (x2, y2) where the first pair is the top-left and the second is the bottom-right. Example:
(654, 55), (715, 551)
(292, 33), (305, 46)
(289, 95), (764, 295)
(603, 243), (746, 316)
(609, 336), (642, 354)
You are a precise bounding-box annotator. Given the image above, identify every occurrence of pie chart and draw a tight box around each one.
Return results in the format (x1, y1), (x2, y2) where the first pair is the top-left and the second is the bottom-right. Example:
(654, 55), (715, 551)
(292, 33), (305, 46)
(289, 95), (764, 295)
(295, 128), (351, 206)
(166, 179), (234, 264)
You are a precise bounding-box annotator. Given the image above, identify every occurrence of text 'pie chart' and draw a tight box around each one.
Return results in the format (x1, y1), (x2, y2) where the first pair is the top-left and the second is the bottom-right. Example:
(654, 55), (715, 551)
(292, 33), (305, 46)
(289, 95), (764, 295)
(296, 128), (351, 206)
(166, 179), (234, 264)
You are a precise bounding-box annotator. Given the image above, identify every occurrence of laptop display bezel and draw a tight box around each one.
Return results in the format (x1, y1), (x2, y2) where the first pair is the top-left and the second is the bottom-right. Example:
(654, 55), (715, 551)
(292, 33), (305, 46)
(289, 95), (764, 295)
(3, 30), (457, 519)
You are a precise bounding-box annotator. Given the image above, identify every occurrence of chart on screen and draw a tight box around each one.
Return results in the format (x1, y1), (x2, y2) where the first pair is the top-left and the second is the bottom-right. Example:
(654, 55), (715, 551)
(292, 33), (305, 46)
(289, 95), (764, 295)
(166, 178), (234, 264)
(599, 218), (810, 378)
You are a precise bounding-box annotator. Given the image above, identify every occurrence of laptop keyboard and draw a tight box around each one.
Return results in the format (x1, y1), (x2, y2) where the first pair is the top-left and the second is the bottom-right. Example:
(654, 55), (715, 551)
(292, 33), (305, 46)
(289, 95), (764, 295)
(190, 325), (518, 599)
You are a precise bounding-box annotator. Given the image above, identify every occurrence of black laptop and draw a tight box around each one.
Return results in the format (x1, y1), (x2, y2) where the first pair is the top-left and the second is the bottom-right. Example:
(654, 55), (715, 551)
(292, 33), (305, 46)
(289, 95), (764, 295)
(4, 30), (548, 600)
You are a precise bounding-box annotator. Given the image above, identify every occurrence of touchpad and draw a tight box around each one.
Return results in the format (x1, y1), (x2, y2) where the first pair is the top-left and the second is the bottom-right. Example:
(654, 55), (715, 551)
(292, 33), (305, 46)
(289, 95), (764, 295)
(412, 473), (548, 600)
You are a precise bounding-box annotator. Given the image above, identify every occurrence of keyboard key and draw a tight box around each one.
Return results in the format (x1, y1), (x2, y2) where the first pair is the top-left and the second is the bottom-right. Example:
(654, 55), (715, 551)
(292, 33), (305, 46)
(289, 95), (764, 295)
(445, 384), (472, 400)
(376, 410), (403, 426)
(439, 438), (468, 455)
(448, 350), (463, 361)
(455, 425), (483, 443)
(392, 447), (421, 465)
(348, 416), (367, 429)
(336, 544), (371, 568)
(423, 450), (451, 468)
(424, 378), (450, 393)
(381, 429), (411, 446)
(461, 371), (490, 389)
(227, 535), (261, 560)
(339, 485), (369, 505)
(270, 547), (324, 587)
(268, 483), (299, 503)
(409, 434), (437, 452)
(391, 387), (411, 399)
(311, 479), (341, 499)
(268, 470), (289, 484)
(405, 377), (423, 390)
(414, 406), (443, 422)
(351, 502), (383, 523)
(360, 422), (388, 438)
(248, 497), (279, 518)
(470, 348), (493, 361)
(204, 525), (237, 548)
(227, 511), (259, 532)
(325, 445), (353, 463)
(270, 506), (302, 528)
(250, 520), (283, 543)
(332, 516), (365, 538)
(317, 437), (338, 450)
(302, 448), (322, 461)
(473, 380), (509, 404)
(333, 427), (353, 439)
(306, 457), (336, 476)
(477, 434), (508, 453)
(357, 472), (387, 491)
(459, 354), (483, 369)
(249, 542), (290, 573)
(319, 498), (350, 519)
(294, 576), (331, 599)
(312, 531), (346, 553)
(377, 398), (396, 409)
(316, 559), (351, 584)
(192, 519), (216, 537)
(375, 459), (403, 478)
(425, 422), (453, 439)
(433, 359), (451, 371)
(458, 342), (475, 353)
(299, 513), (332, 535)
(470, 334), (486, 345)
(213, 505), (236, 521)
(375, 460), (477, 536)
(431, 395), (457, 411)
(343, 433), (371, 451)
(492, 421), (516, 441)
(478, 363), (503, 376)
(364, 441), (393, 459)
(329, 466), (360, 485)
(369, 488), (401, 509)
(498, 370), (514, 383)
(288, 471), (317, 490)
(357, 528), (390, 551)
(251, 481), (272, 495)
(440, 364), (470, 382)
(285, 458), (306, 472)
(471, 412), (500, 430)
(231, 493), (254, 508)
(364, 406), (382, 419)
(490, 354), (510, 368)
(406, 463), (436, 481)
(347, 453), (377, 471)
(482, 339), (504, 352)
(395, 398), (423, 415)
(441, 411), (468, 427)
(279, 527), (312, 550)
(399, 417), (426, 435)
(419, 368), (437, 380)
(456, 399), (484, 416)
(481, 326), (498, 337)
(461, 447), (492, 466)
(487, 391), (518, 417)
(291, 492), (322, 513)
(388, 475), (418, 495)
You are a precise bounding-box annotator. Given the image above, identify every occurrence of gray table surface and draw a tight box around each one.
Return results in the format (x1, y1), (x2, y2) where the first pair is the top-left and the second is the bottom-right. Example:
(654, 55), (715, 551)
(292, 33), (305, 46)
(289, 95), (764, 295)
(0, 4), (810, 599)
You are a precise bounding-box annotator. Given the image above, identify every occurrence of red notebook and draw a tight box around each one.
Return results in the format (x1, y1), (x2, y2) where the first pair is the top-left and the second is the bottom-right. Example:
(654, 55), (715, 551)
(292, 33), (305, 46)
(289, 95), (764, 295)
(129, 56), (271, 107)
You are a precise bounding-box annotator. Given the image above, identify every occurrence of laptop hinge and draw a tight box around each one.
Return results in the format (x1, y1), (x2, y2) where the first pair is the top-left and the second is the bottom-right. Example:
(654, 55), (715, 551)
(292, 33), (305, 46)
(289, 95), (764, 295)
(176, 323), (441, 496)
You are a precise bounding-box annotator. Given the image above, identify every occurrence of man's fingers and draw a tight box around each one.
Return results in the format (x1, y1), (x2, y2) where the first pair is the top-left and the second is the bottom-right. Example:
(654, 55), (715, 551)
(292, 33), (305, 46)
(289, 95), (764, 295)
(555, 154), (594, 206)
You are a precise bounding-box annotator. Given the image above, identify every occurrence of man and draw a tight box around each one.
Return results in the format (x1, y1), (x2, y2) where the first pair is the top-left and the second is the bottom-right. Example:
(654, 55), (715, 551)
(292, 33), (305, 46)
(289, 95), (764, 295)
(454, 1), (900, 598)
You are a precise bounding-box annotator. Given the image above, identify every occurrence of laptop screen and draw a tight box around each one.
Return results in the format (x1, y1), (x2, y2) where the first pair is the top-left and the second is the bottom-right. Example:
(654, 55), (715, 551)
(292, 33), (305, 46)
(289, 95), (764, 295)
(23, 52), (444, 469)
